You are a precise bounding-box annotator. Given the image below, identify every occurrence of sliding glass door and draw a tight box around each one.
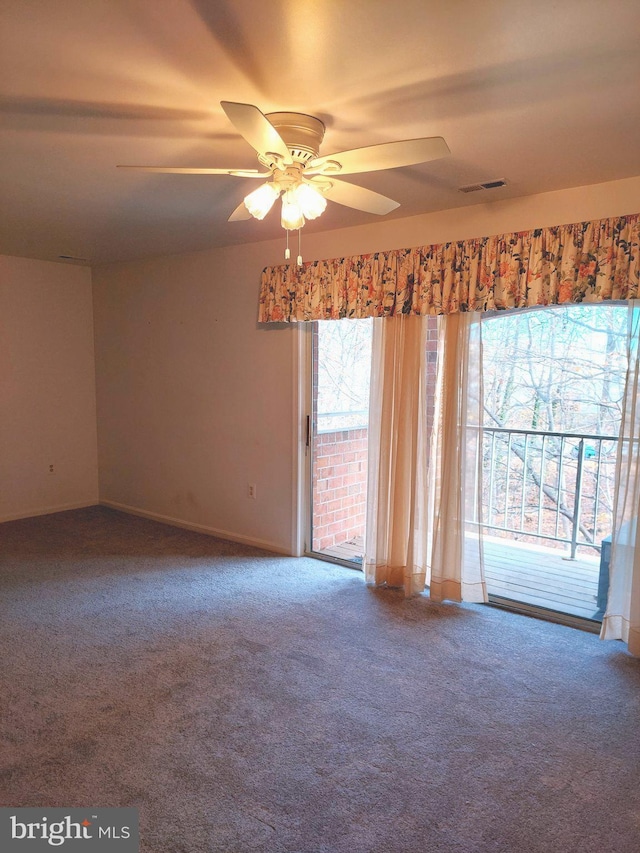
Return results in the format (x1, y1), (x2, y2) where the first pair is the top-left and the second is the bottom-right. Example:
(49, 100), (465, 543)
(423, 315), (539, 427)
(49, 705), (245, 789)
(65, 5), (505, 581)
(306, 305), (624, 627)
(308, 319), (372, 565)
(479, 304), (627, 622)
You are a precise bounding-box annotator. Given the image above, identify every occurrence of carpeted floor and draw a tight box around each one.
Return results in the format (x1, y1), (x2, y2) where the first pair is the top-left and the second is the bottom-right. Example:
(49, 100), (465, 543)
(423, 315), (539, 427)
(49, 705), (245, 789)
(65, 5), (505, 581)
(1, 506), (639, 853)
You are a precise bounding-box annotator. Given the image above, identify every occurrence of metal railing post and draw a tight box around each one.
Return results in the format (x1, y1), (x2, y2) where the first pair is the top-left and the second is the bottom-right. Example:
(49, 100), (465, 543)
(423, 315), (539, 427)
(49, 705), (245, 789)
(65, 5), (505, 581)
(569, 438), (585, 560)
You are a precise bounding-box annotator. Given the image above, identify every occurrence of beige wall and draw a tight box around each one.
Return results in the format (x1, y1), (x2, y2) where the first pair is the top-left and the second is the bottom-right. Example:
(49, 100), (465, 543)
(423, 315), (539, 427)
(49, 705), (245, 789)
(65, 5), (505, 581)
(293, 175), (640, 262)
(0, 255), (98, 521)
(92, 175), (640, 554)
(92, 244), (298, 553)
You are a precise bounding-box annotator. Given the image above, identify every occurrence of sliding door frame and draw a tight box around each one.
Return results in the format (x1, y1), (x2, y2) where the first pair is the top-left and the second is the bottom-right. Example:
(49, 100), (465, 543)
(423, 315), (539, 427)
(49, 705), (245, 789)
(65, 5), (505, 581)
(301, 320), (370, 568)
(291, 322), (312, 557)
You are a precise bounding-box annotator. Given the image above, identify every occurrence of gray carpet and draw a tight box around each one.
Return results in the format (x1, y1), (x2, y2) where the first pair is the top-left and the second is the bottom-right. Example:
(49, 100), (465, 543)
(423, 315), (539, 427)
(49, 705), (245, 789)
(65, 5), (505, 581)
(1, 506), (639, 853)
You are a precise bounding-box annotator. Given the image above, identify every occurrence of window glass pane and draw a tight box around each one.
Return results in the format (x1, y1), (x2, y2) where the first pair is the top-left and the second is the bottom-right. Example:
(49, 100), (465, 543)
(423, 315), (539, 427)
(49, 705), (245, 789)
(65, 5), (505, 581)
(310, 319), (372, 562)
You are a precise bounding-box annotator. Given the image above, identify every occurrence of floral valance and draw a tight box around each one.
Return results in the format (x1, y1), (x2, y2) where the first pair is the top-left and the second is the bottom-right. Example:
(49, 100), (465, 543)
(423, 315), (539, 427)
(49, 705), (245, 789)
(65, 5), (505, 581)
(258, 212), (640, 322)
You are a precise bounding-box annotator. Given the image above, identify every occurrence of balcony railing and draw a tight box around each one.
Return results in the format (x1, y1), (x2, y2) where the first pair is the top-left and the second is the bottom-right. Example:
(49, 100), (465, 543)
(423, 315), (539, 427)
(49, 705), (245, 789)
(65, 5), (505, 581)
(316, 410), (369, 434)
(480, 427), (619, 558)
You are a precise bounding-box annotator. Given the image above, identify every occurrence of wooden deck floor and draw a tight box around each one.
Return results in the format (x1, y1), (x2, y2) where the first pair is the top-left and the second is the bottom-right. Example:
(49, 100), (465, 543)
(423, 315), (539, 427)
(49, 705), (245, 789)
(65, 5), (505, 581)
(317, 535), (601, 621)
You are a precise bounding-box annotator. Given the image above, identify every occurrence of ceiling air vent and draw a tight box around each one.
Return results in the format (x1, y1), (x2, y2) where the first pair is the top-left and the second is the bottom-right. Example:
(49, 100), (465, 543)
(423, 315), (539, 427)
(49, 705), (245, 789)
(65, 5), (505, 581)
(458, 178), (507, 194)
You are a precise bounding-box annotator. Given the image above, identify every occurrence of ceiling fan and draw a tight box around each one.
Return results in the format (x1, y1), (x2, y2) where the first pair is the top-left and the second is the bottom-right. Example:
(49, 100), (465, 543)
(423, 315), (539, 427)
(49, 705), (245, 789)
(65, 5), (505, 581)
(118, 101), (450, 262)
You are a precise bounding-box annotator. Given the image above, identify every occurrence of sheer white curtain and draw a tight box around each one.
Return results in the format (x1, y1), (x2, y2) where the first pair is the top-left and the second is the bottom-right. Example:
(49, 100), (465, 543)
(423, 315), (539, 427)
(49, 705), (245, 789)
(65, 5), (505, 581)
(601, 300), (640, 657)
(428, 313), (487, 603)
(364, 312), (487, 603)
(364, 315), (429, 596)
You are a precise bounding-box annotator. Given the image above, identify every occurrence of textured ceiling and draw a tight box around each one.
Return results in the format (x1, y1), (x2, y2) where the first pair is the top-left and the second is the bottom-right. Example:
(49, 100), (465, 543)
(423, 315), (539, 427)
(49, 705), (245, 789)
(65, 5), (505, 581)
(1, 0), (640, 264)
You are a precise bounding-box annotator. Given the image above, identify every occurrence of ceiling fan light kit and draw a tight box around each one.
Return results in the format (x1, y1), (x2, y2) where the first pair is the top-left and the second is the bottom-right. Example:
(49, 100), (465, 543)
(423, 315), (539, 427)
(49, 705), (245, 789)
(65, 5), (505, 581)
(118, 101), (450, 264)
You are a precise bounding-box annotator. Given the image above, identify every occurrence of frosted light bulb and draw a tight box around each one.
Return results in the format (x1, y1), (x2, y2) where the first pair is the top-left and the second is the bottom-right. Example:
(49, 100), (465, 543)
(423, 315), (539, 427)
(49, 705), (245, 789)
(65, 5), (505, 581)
(244, 183), (279, 220)
(294, 183), (327, 220)
(281, 191), (305, 230)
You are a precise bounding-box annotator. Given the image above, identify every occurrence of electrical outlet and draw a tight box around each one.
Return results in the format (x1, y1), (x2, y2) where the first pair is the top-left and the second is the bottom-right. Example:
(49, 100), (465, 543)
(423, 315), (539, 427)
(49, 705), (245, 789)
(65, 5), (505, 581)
(248, 483), (256, 499)
(48, 464), (55, 475)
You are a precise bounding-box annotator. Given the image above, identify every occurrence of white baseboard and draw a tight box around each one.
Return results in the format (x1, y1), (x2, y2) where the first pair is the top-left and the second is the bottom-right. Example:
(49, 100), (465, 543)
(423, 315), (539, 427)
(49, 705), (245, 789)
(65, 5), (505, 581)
(99, 499), (293, 556)
(0, 500), (98, 524)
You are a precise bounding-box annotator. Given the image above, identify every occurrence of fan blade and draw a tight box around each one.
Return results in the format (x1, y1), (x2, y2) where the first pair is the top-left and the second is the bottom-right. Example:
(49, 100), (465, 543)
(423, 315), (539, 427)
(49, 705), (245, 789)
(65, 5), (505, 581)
(308, 137), (450, 176)
(312, 177), (399, 215)
(228, 201), (253, 221)
(116, 166), (268, 177)
(221, 101), (290, 162)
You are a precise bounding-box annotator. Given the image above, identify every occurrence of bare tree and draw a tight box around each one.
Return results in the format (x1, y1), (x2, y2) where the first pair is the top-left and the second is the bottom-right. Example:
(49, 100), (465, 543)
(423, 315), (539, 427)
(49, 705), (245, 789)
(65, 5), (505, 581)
(316, 319), (372, 430)
(481, 305), (627, 553)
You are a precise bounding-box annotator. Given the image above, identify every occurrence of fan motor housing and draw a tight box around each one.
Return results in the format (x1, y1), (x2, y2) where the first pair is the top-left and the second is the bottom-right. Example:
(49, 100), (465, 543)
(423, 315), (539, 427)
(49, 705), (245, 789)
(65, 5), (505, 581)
(265, 112), (326, 163)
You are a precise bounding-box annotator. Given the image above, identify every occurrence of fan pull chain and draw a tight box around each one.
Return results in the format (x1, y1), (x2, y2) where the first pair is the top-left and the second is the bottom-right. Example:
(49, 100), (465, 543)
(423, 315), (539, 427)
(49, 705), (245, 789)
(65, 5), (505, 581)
(284, 230), (290, 261)
(297, 229), (303, 266)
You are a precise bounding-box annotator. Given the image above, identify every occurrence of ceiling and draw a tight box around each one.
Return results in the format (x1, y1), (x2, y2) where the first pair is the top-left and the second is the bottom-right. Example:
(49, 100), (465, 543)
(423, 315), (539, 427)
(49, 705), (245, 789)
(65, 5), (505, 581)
(1, 0), (640, 265)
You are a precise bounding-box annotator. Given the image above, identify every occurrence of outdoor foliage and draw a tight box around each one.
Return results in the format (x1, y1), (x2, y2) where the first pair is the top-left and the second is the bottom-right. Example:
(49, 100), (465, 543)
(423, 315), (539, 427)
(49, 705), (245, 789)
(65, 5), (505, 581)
(481, 305), (628, 553)
(315, 319), (372, 432)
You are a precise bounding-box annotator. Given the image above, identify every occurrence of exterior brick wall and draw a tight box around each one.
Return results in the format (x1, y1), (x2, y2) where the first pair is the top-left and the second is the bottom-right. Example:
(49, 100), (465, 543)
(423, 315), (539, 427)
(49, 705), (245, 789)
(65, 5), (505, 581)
(312, 428), (368, 552)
